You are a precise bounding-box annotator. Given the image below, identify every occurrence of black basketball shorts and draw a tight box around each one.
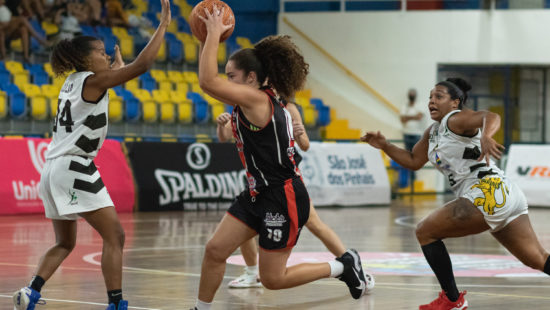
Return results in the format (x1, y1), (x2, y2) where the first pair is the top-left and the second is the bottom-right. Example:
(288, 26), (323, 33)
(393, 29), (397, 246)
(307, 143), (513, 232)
(227, 177), (310, 250)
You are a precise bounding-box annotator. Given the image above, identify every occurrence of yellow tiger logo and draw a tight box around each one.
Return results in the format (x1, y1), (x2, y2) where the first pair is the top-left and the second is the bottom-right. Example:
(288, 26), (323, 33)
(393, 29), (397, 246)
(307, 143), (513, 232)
(471, 177), (509, 215)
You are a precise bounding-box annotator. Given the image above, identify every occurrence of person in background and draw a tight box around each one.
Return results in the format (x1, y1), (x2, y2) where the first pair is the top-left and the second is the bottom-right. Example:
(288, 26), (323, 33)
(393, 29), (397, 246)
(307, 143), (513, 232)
(400, 88), (424, 186)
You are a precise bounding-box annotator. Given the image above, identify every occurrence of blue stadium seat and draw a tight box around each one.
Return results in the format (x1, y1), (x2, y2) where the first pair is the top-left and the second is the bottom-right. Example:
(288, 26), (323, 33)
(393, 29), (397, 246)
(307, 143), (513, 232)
(143, 12), (160, 28)
(80, 24), (97, 36)
(167, 37), (183, 63)
(0, 70), (10, 85)
(187, 92), (209, 123)
(29, 20), (46, 51)
(139, 72), (157, 91)
(103, 35), (117, 56)
(96, 26), (113, 37)
(225, 104), (234, 114)
(125, 97), (141, 122)
(31, 72), (49, 86)
(310, 98), (331, 126)
(9, 92), (27, 118)
(177, 16), (191, 33)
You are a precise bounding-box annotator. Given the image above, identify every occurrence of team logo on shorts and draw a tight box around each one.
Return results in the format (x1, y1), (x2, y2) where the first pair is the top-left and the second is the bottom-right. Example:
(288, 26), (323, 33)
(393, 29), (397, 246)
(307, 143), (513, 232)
(471, 177), (509, 215)
(68, 189), (78, 205)
(264, 213), (286, 227)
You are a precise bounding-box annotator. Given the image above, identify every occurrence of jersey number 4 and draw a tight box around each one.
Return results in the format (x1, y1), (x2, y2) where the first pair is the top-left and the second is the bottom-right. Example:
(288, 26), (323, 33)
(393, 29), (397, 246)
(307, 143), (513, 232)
(53, 99), (74, 132)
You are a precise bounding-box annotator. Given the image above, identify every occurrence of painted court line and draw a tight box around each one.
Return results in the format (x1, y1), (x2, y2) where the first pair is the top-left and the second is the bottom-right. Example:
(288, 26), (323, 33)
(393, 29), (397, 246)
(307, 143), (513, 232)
(0, 294), (161, 309)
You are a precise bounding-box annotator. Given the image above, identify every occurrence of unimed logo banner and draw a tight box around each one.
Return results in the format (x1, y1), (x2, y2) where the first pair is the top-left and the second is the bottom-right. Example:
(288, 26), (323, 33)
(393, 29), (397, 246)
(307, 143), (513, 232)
(0, 137), (135, 215)
(505, 144), (550, 207)
(126, 142), (247, 211)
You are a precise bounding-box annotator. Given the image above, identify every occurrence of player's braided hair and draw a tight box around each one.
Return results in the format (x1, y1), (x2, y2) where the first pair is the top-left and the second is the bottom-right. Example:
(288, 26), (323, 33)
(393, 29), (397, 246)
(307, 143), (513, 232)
(51, 36), (99, 76)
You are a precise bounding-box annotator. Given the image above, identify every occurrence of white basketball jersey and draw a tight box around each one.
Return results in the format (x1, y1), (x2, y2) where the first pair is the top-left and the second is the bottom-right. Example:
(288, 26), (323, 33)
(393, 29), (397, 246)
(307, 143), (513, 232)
(46, 71), (109, 160)
(428, 110), (504, 195)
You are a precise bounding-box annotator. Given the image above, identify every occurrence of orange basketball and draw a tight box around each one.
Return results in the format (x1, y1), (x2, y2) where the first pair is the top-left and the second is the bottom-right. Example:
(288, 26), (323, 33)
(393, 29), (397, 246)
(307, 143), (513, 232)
(189, 0), (235, 42)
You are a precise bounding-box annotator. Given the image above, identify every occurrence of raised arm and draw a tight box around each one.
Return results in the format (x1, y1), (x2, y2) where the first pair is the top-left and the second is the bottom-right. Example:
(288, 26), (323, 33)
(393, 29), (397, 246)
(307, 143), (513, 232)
(197, 6), (265, 110)
(216, 112), (233, 142)
(286, 102), (309, 151)
(85, 0), (170, 94)
(447, 109), (504, 165)
(361, 126), (431, 171)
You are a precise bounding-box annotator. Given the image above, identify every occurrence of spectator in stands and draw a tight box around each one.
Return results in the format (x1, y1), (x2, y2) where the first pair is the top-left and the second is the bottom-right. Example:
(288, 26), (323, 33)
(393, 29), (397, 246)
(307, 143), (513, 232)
(12, 1), (170, 310)
(105, 0), (129, 27)
(400, 88), (424, 185)
(53, 2), (82, 40)
(191, 6), (369, 310)
(0, 0), (49, 62)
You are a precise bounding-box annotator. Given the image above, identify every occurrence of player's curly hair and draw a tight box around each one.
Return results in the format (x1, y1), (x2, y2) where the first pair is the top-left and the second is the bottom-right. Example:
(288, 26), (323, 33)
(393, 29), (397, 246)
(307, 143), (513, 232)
(51, 36), (99, 76)
(436, 77), (472, 109)
(229, 35), (309, 101)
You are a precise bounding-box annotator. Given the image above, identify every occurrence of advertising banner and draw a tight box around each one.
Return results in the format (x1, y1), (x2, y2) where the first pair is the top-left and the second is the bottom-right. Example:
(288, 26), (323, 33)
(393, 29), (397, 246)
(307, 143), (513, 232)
(126, 142), (246, 211)
(505, 144), (550, 207)
(299, 142), (391, 206)
(0, 137), (134, 215)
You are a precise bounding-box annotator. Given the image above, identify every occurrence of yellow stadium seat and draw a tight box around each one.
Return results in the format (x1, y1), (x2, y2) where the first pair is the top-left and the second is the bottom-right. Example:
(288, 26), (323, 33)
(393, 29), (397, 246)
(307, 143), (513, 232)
(0, 91), (7, 119)
(119, 37), (134, 59)
(30, 96), (48, 120)
(13, 72), (29, 87)
(191, 83), (203, 94)
(10, 39), (22, 52)
(112, 26), (129, 38)
(49, 98), (58, 116)
(160, 102), (175, 123)
(302, 105), (317, 127)
(159, 81), (172, 92)
(43, 63), (54, 77)
(167, 70), (184, 83)
(170, 90), (186, 103)
(183, 71), (199, 84)
(156, 41), (166, 61)
(41, 21), (59, 36)
(41, 84), (59, 98)
(109, 97), (123, 123)
(53, 75), (65, 87)
(179, 1), (192, 19)
(176, 32), (194, 43)
(177, 100), (193, 123)
(125, 79), (139, 91)
(131, 89), (153, 101)
(183, 41), (198, 63)
(217, 42), (227, 64)
(211, 103), (225, 122)
(295, 89), (312, 99)
(142, 101), (158, 122)
(175, 82), (188, 94)
(151, 69), (168, 82)
(5, 60), (24, 73)
(20, 83), (41, 97)
(236, 37), (254, 49)
(108, 89), (120, 100)
(152, 89), (171, 103)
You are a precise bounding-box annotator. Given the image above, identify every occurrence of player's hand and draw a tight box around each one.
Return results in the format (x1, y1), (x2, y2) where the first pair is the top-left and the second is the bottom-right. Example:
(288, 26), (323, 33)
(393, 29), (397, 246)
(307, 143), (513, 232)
(293, 121), (305, 137)
(216, 112), (231, 126)
(478, 135), (505, 166)
(198, 5), (234, 39)
(159, 0), (171, 27)
(360, 131), (388, 150)
(110, 45), (124, 69)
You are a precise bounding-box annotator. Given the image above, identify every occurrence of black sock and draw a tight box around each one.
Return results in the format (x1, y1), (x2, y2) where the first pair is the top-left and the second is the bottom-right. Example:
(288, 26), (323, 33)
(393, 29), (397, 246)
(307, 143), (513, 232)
(29, 275), (45, 293)
(108, 289), (123, 307)
(421, 240), (459, 302)
(544, 256), (550, 275)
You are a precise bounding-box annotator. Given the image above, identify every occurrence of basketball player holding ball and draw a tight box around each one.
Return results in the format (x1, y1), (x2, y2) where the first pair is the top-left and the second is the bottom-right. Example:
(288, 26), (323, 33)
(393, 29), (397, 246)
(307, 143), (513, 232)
(189, 2), (369, 310)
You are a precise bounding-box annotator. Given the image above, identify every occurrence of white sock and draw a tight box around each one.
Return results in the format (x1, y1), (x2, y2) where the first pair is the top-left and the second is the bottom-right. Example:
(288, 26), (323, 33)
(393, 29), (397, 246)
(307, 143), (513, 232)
(245, 265), (258, 275)
(328, 260), (344, 278)
(195, 300), (212, 310)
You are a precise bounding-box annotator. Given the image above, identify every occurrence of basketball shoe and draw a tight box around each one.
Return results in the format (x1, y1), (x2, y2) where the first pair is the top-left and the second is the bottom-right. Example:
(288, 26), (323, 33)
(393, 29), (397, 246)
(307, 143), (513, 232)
(419, 290), (468, 310)
(363, 270), (375, 295)
(228, 269), (262, 288)
(336, 249), (367, 299)
(106, 300), (128, 310)
(13, 287), (45, 310)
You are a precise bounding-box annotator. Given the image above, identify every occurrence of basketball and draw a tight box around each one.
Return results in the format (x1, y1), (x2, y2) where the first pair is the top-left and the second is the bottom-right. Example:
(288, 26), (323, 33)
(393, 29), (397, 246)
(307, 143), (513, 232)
(189, 0), (235, 42)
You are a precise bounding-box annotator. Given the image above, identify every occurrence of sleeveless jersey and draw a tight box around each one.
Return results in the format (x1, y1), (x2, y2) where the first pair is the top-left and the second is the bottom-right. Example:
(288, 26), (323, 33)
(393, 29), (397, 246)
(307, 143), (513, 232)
(45, 71), (109, 160)
(231, 87), (300, 196)
(428, 110), (504, 195)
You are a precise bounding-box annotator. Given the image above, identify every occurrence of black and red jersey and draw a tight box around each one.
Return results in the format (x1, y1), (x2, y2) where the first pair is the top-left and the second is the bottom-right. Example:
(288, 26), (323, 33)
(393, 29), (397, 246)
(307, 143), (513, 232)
(231, 87), (300, 196)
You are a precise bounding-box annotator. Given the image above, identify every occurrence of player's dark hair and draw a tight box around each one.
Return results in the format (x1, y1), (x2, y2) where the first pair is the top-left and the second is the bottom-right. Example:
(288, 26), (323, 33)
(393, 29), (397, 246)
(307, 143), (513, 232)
(51, 36), (100, 76)
(436, 77), (472, 109)
(229, 35), (309, 101)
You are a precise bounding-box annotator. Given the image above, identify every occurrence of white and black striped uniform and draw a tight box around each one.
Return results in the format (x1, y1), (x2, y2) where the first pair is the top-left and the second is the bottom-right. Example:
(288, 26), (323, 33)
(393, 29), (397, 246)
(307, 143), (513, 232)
(39, 71), (113, 220)
(428, 110), (527, 231)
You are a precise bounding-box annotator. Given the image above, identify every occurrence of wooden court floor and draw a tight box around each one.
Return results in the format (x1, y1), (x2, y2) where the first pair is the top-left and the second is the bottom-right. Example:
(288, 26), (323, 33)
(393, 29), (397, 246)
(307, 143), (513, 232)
(2, 196), (550, 309)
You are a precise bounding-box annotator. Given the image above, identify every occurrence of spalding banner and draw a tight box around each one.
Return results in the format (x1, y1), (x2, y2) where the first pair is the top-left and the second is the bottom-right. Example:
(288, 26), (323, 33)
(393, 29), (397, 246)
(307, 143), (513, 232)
(0, 137), (135, 215)
(126, 142), (247, 211)
(505, 144), (550, 207)
(298, 142), (390, 206)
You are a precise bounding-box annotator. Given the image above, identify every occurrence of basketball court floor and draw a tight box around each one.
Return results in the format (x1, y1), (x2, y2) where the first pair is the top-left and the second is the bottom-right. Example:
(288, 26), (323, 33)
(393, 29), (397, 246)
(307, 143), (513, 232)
(2, 196), (550, 309)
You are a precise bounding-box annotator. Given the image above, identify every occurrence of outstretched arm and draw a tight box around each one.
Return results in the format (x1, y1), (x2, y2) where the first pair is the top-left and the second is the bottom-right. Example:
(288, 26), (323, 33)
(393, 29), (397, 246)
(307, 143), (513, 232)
(361, 126), (431, 171)
(85, 0), (170, 94)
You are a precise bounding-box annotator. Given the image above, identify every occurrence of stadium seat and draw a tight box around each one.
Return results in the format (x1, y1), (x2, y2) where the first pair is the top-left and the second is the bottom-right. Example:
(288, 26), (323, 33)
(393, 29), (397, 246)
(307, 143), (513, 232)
(211, 102), (225, 122)
(159, 81), (172, 92)
(0, 70), (10, 85)
(169, 90), (185, 103)
(302, 105), (317, 127)
(125, 79), (139, 91)
(8, 92), (27, 119)
(217, 42), (227, 64)
(150, 69), (168, 82)
(152, 89), (171, 104)
(41, 21), (59, 36)
(175, 82), (188, 94)
(142, 101), (158, 122)
(5, 61), (24, 74)
(0, 91), (6, 119)
(43, 63), (54, 77)
(167, 38), (184, 63)
(13, 72), (29, 88)
(167, 71), (184, 83)
(139, 72), (157, 91)
(156, 41), (166, 61)
(30, 96), (48, 120)
(177, 99), (193, 123)
(109, 97), (123, 123)
(125, 97), (141, 121)
(187, 92), (209, 123)
(183, 71), (199, 84)
(160, 102), (175, 123)
(131, 88), (153, 102)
